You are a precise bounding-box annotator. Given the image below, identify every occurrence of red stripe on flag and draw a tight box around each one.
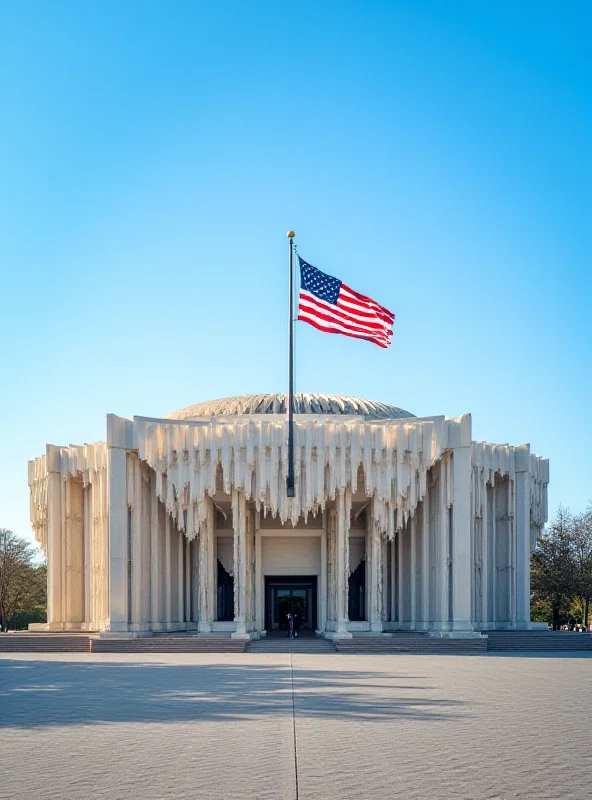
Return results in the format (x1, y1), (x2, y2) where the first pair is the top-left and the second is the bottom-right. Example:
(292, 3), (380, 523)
(297, 313), (390, 348)
(299, 292), (390, 335)
(297, 272), (394, 349)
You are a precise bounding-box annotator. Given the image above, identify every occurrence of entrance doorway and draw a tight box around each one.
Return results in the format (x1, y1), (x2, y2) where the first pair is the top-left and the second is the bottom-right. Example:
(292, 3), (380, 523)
(265, 576), (317, 633)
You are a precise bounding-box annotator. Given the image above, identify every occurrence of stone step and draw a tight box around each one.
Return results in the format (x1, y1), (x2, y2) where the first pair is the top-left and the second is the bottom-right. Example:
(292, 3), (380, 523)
(336, 637), (487, 654)
(486, 632), (592, 652)
(0, 635), (92, 653)
(91, 637), (246, 653)
(247, 638), (337, 654)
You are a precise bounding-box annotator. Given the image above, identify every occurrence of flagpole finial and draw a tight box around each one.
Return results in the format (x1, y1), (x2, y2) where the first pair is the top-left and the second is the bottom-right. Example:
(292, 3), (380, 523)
(287, 230), (295, 239)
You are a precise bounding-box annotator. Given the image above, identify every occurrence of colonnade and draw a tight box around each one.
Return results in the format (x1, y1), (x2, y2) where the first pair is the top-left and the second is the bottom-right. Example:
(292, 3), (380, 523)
(29, 412), (549, 637)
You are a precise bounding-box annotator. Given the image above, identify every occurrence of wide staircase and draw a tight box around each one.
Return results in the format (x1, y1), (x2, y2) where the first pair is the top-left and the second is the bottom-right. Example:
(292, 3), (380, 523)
(0, 634), (92, 653)
(0, 633), (245, 654)
(92, 634), (246, 653)
(486, 631), (592, 652)
(247, 635), (337, 654)
(336, 632), (487, 655)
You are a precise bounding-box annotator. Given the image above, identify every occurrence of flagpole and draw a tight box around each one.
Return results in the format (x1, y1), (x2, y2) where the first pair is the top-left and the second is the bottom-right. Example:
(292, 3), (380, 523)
(286, 230), (296, 497)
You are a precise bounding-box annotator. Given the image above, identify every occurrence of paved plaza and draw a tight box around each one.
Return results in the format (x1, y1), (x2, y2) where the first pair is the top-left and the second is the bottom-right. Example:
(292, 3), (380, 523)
(1, 652), (590, 800)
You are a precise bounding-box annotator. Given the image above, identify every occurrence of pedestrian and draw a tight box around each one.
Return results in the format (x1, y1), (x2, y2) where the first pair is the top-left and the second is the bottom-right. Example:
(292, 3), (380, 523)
(287, 613), (294, 639)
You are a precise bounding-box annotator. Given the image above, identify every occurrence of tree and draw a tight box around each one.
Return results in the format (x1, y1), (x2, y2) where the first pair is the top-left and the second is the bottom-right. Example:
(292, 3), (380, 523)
(531, 507), (576, 630)
(572, 505), (592, 627)
(0, 529), (46, 631)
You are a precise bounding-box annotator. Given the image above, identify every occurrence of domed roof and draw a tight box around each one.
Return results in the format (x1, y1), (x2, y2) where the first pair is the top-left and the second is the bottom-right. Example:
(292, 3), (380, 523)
(166, 393), (414, 421)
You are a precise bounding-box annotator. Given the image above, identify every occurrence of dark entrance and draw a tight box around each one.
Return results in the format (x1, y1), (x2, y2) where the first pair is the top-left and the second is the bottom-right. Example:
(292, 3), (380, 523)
(348, 559), (366, 621)
(265, 576), (317, 633)
(217, 559), (234, 621)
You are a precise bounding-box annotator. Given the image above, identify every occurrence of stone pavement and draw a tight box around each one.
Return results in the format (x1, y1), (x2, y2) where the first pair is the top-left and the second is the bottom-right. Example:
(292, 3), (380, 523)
(1, 652), (590, 800)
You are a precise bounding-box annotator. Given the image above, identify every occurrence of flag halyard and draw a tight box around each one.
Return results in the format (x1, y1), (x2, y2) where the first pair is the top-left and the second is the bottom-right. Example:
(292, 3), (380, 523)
(297, 257), (394, 348)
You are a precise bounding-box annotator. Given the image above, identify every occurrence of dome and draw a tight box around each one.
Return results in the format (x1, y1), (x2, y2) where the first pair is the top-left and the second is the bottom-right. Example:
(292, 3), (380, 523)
(166, 393), (414, 421)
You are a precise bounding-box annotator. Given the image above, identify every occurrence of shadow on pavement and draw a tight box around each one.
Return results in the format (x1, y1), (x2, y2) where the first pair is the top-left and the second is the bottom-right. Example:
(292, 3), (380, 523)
(0, 658), (467, 728)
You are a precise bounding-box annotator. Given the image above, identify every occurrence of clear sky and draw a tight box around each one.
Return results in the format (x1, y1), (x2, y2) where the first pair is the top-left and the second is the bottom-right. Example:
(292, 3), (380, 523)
(1, 1), (590, 547)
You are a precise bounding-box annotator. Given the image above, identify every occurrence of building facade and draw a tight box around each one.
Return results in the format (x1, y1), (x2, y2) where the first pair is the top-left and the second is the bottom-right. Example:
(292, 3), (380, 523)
(28, 394), (549, 639)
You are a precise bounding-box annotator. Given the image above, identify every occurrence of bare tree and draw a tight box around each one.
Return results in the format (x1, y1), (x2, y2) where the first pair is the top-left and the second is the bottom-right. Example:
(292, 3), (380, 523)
(531, 507), (576, 630)
(572, 505), (592, 627)
(0, 529), (43, 631)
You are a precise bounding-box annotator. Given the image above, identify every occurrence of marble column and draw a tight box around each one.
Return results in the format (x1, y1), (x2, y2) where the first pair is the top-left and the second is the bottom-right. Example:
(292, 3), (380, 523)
(420, 499), (429, 631)
(335, 488), (352, 638)
(397, 528), (404, 627)
(107, 419), (130, 633)
(177, 529), (185, 626)
(368, 506), (383, 632)
(130, 456), (143, 629)
(97, 467), (108, 630)
(320, 517), (327, 633)
(164, 512), (172, 627)
(491, 485), (497, 629)
(327, 509), (337, 626)
(480, 480), (490, 629)
(409, 515), (417, 630)
(381, 537), (389, 625)
(198, 497), (215, 632)
(83, 484), (92, 628)
(451, 418), (475, 634)
(46, 446), (63, 629)
(231, 490), (249, 639)
(191, 537), (199, 624)
(150, 474), (161, 629)
(435, 458), (451, 632)
(64, 477), (85, 627)
(390, 536), (396, 623)
(255, 513), (263, 633)
(185, 537), (191, 627)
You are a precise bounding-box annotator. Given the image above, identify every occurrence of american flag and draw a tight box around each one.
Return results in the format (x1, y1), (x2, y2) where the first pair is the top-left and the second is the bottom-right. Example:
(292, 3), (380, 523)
(297, 257), (395, 349)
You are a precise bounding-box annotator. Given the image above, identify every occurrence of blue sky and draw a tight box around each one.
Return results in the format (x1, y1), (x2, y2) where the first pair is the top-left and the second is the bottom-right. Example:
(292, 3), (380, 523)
(1, 1), (590, 546)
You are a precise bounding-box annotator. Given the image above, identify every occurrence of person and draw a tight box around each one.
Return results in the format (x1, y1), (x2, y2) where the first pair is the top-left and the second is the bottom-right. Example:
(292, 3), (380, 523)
(286, 613), (294, 639)
(293, 612), (300, 638)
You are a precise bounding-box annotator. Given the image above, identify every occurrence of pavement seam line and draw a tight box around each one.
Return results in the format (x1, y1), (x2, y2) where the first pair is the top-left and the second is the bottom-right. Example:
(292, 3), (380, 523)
(290, 652), (299, 800)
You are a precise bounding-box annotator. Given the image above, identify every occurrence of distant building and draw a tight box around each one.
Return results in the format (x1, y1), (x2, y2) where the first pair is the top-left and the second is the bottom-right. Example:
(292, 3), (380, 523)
(29, 393), (548, 638)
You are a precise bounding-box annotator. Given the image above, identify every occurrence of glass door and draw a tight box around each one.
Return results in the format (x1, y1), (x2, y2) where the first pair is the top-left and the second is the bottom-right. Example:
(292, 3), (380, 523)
(271, 586), (311, 630)
(274, 589), (292, 630)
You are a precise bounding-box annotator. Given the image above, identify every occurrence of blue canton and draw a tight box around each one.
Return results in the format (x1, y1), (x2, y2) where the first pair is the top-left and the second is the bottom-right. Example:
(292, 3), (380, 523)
(299, 258), (342, 305)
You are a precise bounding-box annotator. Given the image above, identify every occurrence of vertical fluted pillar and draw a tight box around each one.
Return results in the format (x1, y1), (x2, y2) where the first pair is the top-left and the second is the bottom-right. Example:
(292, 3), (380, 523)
(436, 458), (450, 632)
(368, 504), (383, 632)
(83, 484), (92, 628)
(255, 512), (263, 633)
(420, 499), (429, 630)
(335, 488), (352, 638)
(46, 446), (63, 629)
(390, 536), (397, 623)
(197, 497), (215, 632)
(451, 415), (474, 634)
(164, 512), (172, 627)
(327, 509), (336, 625)
(231, 490), (249, 639)
(177, 529), (185, 626)
(191, 537), (199, 623)
(409, 515), (417, 630)
(320, 514), (327, 633)
(480, 478), (489, 629)
(150, 474), (161, 629)
(107, 415), (129, 633)
(185, 537), (191, 627)
(130, 456), (143, 629)
(397, 527), (404, 627)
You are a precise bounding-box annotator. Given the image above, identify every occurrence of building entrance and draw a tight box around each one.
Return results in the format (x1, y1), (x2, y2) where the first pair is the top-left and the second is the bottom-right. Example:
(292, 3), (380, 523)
(265, 576), (317, 633)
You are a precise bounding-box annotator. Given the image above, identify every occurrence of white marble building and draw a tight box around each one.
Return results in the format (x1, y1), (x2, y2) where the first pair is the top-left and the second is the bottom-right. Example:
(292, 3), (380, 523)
(28, 394), (549, 639)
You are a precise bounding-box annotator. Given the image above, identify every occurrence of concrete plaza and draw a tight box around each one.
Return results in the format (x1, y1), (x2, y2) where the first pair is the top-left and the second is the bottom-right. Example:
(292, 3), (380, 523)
(1, 652), (590, 800)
